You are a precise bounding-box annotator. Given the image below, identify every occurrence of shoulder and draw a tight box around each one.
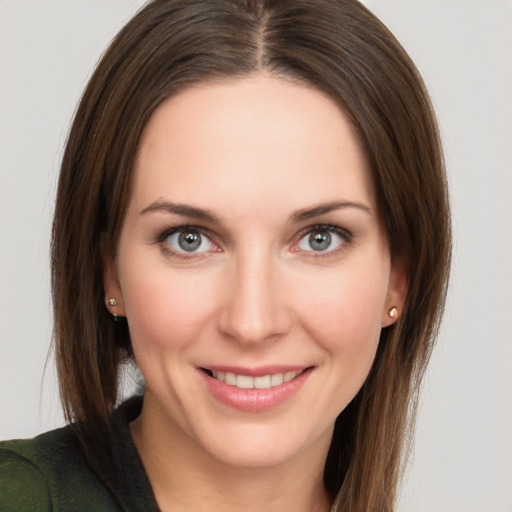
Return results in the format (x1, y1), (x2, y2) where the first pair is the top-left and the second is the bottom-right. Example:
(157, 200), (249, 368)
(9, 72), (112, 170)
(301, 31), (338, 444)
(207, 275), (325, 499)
(0, 427), (121, 511)
(0, 441), (52, 511)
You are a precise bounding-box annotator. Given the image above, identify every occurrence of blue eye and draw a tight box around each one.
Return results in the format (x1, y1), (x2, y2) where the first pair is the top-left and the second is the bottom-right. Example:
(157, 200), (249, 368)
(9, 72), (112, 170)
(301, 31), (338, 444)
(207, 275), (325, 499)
(297, 227), (347, 252)
(165, 229), (214, 253)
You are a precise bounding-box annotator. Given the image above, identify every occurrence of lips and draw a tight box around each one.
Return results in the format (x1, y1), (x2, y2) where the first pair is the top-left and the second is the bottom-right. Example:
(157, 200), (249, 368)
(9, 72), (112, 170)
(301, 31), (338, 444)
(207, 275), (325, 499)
(199, 366), (313, 412)
(209, 369), (303, 389)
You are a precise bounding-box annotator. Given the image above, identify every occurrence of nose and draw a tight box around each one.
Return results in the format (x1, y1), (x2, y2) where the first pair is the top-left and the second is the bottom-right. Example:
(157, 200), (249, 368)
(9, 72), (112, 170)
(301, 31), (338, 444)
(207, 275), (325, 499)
(217, 248), (292, 345)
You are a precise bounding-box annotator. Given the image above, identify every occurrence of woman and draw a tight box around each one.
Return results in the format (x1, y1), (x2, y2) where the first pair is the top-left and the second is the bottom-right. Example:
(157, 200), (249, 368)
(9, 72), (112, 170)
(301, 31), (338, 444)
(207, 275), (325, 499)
(0, 1), (451, 511)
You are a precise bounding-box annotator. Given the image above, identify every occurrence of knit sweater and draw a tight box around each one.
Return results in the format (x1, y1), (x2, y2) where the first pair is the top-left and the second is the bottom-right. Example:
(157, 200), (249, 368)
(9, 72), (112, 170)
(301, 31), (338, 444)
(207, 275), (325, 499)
(0, 397), (159, 511)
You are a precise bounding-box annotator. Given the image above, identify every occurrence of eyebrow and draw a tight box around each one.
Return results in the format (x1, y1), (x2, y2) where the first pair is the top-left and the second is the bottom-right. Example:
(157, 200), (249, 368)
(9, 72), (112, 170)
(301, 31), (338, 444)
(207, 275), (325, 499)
(291, 201), (372, 222)
(139, 201), (220, 222)
(139, 199), (371, 224)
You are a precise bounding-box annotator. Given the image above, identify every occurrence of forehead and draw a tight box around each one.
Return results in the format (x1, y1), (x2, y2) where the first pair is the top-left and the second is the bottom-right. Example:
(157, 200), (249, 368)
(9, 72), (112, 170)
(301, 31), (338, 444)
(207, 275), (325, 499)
(130, 75), (374, 215)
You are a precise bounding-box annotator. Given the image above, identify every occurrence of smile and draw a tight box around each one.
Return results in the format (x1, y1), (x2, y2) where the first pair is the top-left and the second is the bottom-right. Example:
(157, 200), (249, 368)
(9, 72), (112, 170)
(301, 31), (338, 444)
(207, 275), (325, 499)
(200, 366), (313, 412)
(209, 370), (303, 390)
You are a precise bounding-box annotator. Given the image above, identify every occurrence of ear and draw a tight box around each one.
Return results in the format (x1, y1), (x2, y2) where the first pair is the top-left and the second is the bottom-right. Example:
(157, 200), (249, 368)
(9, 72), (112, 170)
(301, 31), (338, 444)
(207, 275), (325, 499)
(102, 240), (126, 318)
(381, 259), (408, 327)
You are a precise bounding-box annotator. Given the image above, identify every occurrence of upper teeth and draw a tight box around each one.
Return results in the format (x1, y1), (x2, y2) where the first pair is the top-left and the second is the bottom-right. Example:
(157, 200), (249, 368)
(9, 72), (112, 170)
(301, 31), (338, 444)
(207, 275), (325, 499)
(211, 370), (302, 389)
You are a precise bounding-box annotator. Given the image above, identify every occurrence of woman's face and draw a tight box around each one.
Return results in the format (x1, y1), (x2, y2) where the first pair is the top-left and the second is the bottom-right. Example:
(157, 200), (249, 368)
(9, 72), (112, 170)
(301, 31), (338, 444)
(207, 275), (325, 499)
(105, 75), (405, 468)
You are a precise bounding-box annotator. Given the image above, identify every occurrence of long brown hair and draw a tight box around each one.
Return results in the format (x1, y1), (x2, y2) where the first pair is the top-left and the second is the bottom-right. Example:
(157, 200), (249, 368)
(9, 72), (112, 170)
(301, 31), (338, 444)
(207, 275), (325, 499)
(52, 1), (451, 510)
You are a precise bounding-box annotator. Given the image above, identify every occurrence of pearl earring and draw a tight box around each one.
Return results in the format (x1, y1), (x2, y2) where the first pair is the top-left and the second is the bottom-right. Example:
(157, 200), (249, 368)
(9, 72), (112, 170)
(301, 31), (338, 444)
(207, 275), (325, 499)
(107, 298), (118, 321)
(388, 307), (398, 318)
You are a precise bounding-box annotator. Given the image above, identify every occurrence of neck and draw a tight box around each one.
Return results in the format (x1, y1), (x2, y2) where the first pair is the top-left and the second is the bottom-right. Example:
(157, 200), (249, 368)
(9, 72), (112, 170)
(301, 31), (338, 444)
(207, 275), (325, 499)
(130, 395), (332, 512)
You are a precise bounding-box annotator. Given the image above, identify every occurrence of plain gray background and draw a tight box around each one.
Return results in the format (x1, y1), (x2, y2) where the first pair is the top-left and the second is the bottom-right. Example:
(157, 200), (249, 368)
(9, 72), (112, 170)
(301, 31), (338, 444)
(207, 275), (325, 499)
(1, 1), (511, 510)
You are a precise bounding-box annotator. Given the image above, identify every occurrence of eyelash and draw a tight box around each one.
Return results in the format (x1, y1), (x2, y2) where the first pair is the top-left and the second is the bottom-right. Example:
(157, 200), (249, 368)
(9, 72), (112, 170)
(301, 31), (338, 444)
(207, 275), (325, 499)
(153, 223), (354, 259)
(154, 224), (219, 260)
(294, 224), (354, 258)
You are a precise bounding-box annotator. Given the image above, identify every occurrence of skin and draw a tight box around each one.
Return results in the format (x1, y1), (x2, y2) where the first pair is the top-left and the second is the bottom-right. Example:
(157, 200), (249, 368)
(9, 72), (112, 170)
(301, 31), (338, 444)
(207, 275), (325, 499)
(104, 74), (406, 512)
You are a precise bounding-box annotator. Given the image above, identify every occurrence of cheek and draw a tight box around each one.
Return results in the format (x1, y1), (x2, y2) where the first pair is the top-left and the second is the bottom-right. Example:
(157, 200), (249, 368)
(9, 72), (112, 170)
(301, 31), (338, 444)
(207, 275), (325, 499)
(297, 263), (388, 358)
(119, 260), (218, 352)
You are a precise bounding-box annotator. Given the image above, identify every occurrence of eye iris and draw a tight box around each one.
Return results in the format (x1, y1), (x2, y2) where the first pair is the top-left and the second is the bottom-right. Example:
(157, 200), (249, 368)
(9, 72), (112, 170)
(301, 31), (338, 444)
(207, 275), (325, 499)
(178, 231), (201, 251)
(309, 231), (331, 251)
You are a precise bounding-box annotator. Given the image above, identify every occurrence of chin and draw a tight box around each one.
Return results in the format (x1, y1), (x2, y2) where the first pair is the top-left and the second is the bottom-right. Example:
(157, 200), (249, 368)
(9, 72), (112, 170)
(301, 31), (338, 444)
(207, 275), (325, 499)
(191, 418), (333, 470)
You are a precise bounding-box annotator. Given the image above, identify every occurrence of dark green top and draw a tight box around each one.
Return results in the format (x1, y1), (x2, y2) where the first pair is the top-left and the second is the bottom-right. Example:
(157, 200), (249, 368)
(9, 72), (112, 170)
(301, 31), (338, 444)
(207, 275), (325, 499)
(0, 397), (160, 511)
